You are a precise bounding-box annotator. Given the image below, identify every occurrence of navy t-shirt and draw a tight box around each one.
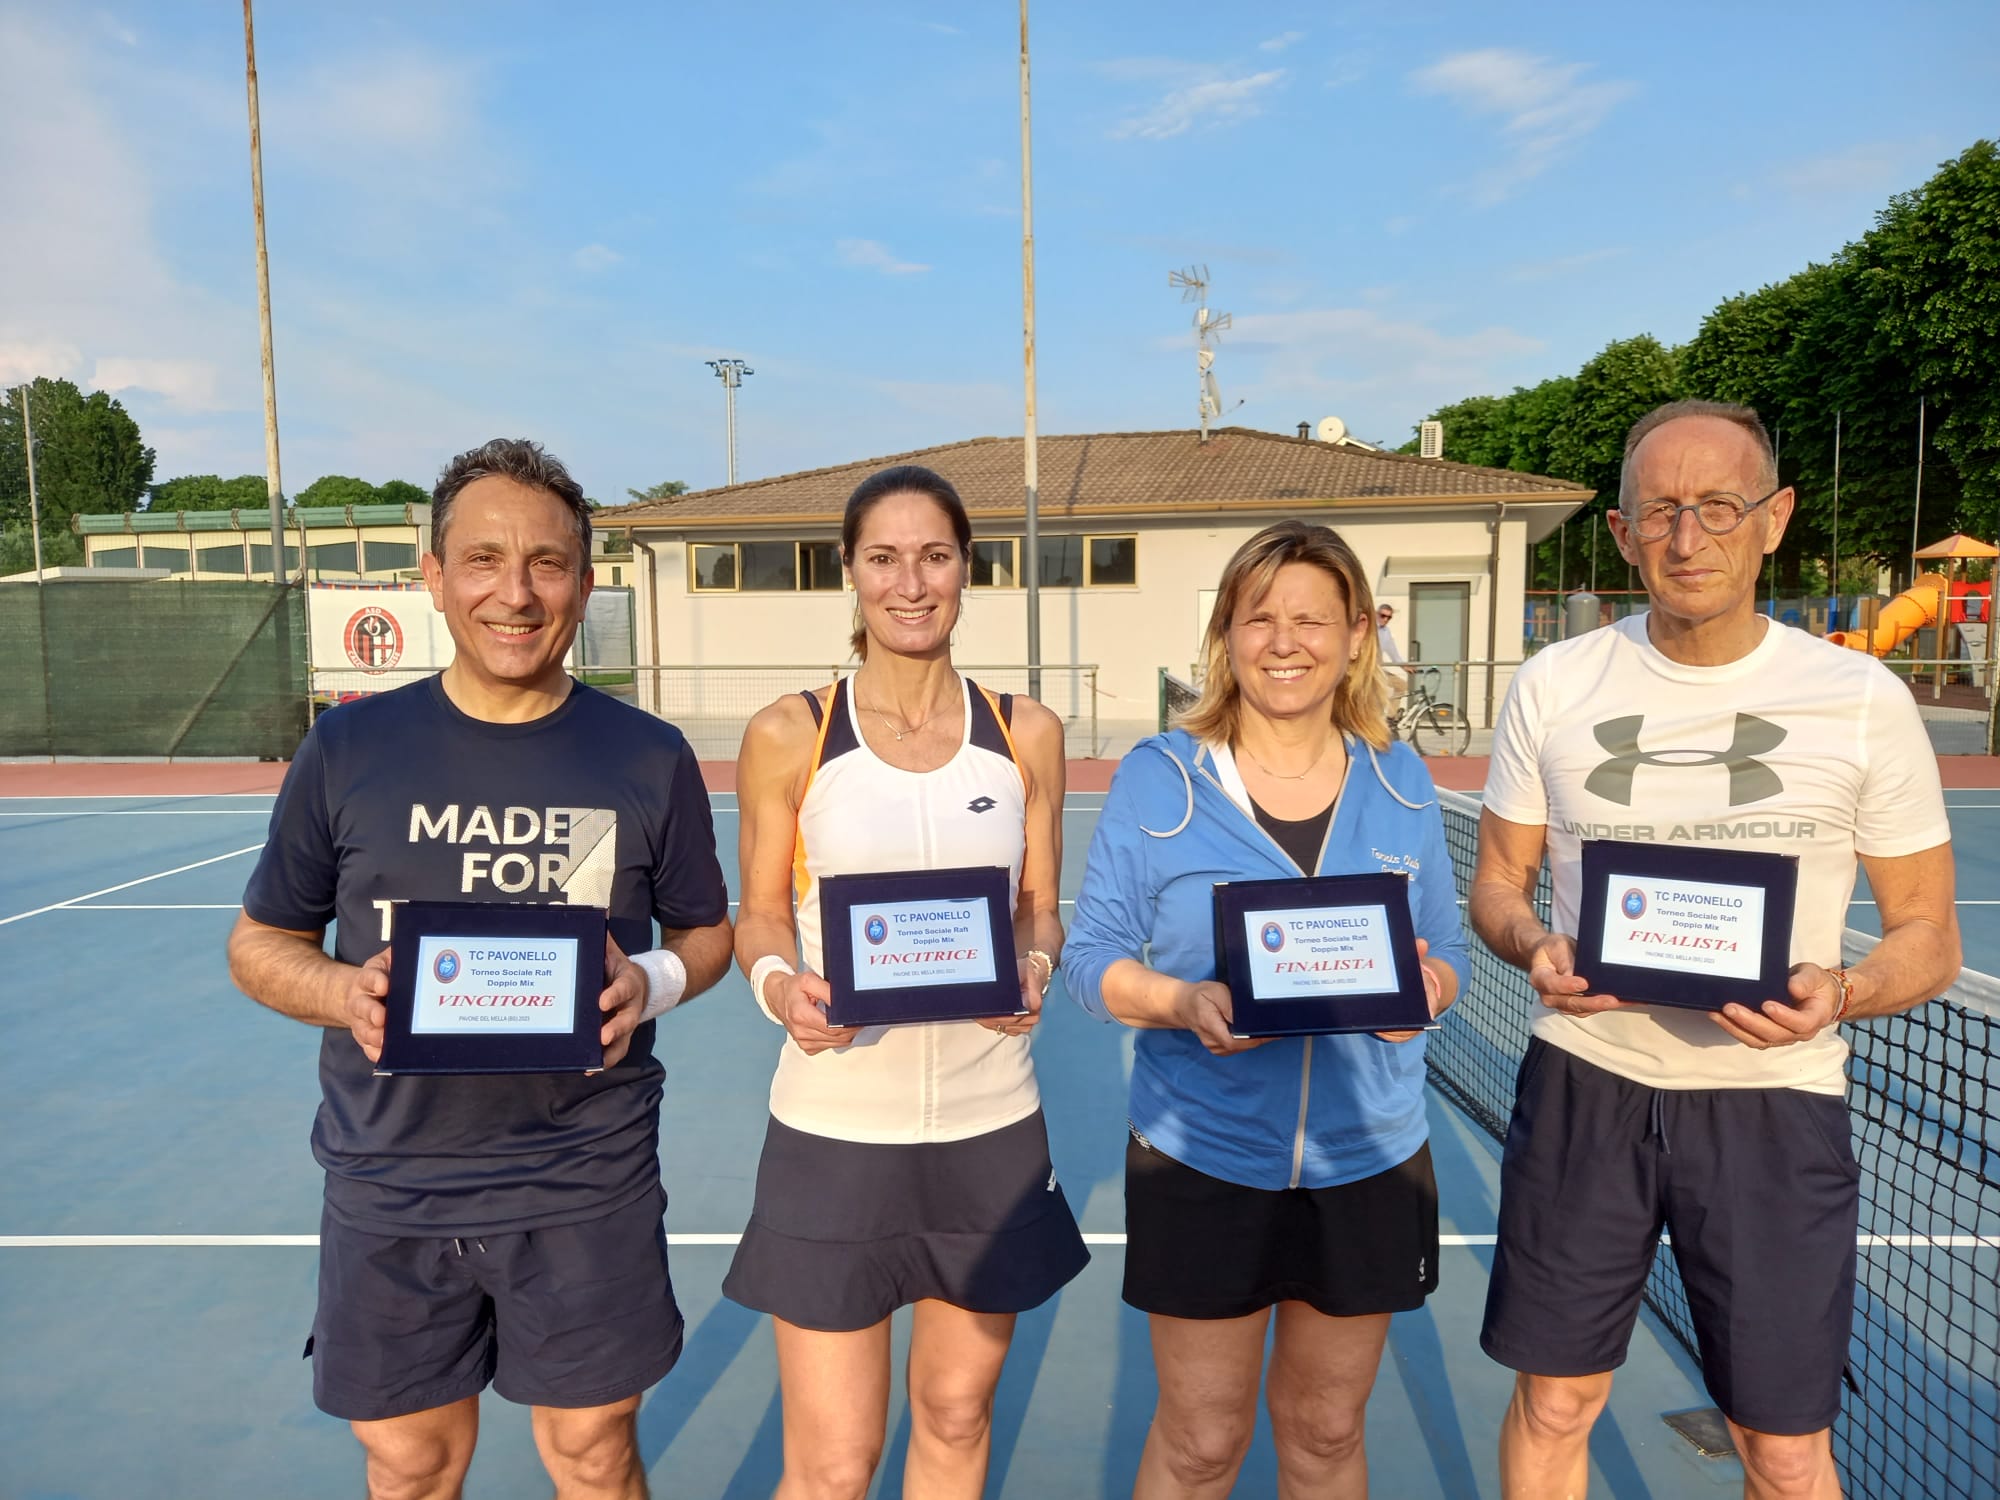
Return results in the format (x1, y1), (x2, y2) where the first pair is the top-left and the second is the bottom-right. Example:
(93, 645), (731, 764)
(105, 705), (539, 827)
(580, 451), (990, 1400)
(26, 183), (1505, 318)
(243, 677), (728, 1237)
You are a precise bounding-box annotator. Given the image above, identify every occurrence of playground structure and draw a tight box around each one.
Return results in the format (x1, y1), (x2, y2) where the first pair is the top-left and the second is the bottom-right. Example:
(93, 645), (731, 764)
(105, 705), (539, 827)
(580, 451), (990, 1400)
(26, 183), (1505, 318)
(1828, 571), (1949, 655)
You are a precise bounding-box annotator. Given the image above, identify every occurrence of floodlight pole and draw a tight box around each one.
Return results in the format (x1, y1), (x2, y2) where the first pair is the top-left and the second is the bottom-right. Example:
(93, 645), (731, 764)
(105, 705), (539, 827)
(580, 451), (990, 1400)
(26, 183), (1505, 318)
(1020, 0), (1042, 701)
(242, 0), (287, 578)
(20, 386), (44, 582)
(706, 359), (753, 487)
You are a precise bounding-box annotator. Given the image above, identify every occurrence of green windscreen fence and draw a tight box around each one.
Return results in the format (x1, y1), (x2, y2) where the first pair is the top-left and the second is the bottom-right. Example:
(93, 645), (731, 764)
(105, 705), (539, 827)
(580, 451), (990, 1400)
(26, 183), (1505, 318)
(0, 582), (309, 758)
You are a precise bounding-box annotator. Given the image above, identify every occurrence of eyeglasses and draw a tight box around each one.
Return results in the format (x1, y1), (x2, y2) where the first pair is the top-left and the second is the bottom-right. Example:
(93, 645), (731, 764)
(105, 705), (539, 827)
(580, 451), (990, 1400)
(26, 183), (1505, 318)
(1377, 610), (1393, 620)
(1623, 486), (1783, 542)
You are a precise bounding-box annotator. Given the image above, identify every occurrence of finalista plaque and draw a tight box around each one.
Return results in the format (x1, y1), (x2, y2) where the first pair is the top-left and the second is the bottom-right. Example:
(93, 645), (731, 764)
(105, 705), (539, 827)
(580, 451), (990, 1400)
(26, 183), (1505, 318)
(1211, 872), (1434, 1038)
(1571, 840), (1797, 1012)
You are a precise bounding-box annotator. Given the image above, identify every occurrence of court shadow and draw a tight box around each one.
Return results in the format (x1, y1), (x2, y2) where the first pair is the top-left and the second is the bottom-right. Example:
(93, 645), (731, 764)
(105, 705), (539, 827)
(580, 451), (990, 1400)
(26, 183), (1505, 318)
(637, 1296), (764, 1466)
(721, 1384), (787, 1499)
(1384, 1305), (1483, 1498)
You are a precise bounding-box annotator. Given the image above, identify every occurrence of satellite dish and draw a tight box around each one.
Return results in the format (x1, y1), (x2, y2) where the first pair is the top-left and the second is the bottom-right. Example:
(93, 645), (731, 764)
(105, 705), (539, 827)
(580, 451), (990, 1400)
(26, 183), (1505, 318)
(1316, 415), (1348, 445)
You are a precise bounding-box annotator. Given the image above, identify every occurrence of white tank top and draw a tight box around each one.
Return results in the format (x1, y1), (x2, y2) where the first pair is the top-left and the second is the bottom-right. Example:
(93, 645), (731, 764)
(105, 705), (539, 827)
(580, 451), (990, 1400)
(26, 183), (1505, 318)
(773, 675), (1042, 1143)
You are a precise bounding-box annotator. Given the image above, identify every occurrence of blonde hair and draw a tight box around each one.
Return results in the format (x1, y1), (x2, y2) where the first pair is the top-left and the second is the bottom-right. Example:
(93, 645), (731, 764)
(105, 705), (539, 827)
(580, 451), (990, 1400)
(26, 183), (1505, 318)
(1177, 520), (1391, 752)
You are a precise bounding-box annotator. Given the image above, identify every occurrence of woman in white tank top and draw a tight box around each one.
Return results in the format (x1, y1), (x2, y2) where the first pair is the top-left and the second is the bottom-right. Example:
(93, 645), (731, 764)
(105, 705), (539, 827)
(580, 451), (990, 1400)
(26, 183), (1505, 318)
(727, 465), (1087, 1500)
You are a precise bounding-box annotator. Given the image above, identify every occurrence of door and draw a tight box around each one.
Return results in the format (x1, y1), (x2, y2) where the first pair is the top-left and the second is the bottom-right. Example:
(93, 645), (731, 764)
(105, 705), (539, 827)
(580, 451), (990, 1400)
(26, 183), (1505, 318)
(1409, 582), (1471, 714)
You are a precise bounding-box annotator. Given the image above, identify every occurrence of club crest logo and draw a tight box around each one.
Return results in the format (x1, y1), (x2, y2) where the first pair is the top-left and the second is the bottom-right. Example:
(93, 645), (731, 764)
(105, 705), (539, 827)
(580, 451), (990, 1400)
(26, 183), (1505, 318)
(864, 915), (889, 946)
(343, 607), (404, 672)
(1621, 888), (1647, 920)
(1260, 922), (1285, 953)
(432, 948), (461, 982)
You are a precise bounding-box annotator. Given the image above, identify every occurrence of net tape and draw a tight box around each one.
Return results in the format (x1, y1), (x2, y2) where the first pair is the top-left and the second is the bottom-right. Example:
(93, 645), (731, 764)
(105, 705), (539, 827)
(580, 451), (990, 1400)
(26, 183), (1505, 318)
(1428, 788), (1997, 1499)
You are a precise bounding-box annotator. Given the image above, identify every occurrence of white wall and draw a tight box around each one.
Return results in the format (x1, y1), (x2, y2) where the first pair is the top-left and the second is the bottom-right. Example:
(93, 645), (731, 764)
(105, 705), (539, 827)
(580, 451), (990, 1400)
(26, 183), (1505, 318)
(634, 509), (1538, 736)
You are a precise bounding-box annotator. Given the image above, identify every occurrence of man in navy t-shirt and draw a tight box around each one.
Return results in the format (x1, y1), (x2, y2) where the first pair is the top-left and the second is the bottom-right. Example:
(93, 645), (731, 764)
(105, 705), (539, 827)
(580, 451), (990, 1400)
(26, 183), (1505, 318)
(228, 438), (733, 1500)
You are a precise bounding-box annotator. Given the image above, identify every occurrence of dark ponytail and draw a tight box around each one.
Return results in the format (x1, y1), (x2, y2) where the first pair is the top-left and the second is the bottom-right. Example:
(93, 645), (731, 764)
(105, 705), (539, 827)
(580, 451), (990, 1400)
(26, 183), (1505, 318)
(840, 465), (973, 660)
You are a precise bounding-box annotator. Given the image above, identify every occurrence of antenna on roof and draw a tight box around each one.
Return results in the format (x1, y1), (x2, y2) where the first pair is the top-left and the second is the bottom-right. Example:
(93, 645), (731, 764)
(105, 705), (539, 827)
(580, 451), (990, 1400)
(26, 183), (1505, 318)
(1169, 265), (1240, 444)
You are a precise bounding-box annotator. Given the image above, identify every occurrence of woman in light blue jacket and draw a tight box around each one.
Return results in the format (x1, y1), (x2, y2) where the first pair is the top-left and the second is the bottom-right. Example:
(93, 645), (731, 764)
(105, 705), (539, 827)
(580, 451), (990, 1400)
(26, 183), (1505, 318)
(1066, 520), (1467, 1500)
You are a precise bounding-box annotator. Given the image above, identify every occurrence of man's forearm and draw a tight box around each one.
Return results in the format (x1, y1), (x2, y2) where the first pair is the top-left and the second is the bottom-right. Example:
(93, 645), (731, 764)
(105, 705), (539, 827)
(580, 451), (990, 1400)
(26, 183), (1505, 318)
(228, 922), (348, 1028)
(662, 918), (736, 1002)
(1469, 884), (1551, 973)
(1846, 917), (1963, 1020)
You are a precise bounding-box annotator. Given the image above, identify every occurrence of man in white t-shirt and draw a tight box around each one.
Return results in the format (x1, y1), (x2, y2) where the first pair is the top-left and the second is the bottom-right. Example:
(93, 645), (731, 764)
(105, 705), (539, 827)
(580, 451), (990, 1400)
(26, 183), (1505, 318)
(1469, 400), (1961, 1499)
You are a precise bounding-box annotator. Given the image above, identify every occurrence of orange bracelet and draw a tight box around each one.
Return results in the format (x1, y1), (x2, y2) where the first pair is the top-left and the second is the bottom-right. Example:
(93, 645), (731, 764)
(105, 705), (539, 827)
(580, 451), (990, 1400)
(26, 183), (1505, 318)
(1828, 966), (1853, 1023)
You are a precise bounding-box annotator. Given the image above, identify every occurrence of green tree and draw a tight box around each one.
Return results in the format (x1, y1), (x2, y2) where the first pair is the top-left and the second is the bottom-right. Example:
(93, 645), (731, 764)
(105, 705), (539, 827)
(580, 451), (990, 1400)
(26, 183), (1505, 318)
(625, 479), (689, 503)
(0, 378), (155, 544)
(1547, 336), (1682, 504)
(375, 479), (429, 508)
(1869, 140), (2000, 535)
(148, 474), (271, 512)
(293, 474), (379, 509)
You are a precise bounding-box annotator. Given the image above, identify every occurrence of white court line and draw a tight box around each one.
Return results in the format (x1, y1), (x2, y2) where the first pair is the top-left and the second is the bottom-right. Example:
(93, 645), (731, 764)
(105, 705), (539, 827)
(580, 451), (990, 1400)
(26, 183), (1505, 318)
(0, 793), (276, 801)
(53, 904), (239, 911)
(0, 843), (265, 927)
(0, 810), (270, 817)
(3, 1232), (1990, 1250)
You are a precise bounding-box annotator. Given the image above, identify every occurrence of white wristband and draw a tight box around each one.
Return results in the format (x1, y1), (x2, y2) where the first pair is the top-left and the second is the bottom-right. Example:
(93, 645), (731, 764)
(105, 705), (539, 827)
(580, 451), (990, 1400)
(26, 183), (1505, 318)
(750, 955), (796, 1025)
(633, 948), (687, 1022)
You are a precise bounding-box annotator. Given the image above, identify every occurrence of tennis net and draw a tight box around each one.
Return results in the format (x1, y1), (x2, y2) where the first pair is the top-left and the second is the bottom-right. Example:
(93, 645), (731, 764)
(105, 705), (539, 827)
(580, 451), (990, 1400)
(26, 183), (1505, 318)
(1428, 788), (1999, 1500)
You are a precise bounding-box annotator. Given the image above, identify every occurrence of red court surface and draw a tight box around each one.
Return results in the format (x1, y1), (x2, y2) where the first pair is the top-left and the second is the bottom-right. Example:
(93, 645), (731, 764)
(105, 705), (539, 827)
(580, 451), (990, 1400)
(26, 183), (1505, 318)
(7, 753), (2000, 796)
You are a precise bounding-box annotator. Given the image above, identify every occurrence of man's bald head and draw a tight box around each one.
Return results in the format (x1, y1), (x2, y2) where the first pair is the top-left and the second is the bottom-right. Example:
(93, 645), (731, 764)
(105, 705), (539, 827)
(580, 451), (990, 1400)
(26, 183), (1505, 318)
(1619, 400), (1778, 512)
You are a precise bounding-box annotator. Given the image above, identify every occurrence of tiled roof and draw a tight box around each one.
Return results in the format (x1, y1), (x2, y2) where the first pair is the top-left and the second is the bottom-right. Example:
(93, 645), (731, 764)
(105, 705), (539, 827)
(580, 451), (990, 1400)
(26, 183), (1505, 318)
(602, 427), (1591, 527)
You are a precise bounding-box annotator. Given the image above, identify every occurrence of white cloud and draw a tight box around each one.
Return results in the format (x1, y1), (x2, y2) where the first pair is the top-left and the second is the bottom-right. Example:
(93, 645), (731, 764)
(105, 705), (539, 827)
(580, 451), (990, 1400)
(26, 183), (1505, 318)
(1507, 247), (1628, 282)
(571, 244), (623, 273)
(94, 12), (137, 47)
(1411, 48), (1635, 203)
(0, 341), (83, 387)
(836, 238), (930, 275)
(919, 21), (961, 36)
(1260, 31), (1306, 52)
(1773, 141), (1921, 197)
(1194, 305), (1546, 441)
(90, 357), (225, 412)
(1112, 68), (1286, 141)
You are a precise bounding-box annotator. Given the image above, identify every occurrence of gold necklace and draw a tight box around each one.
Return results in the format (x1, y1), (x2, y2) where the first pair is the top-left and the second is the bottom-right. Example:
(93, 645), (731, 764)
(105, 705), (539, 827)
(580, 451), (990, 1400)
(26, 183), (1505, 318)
(861, 694), (958, 742)
(1239, 737), (1341, 781)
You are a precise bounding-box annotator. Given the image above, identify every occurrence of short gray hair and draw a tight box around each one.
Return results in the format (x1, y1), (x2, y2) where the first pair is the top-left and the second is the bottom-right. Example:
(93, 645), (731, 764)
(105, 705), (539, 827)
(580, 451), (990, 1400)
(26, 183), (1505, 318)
(1619, 400), (1779, 509)
(431, 438), (592, 561)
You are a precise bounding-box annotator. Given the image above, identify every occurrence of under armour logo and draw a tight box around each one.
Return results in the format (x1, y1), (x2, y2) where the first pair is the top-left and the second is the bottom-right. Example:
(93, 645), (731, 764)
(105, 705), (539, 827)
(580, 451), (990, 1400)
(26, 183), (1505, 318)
(967, 796), (997, 814)
(1585, 714), (1786, 807)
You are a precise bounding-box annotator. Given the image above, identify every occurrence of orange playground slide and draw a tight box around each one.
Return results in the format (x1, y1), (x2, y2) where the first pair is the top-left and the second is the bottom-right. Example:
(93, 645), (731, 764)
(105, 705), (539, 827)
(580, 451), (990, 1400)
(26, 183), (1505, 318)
(1827, 572), (1948, 655)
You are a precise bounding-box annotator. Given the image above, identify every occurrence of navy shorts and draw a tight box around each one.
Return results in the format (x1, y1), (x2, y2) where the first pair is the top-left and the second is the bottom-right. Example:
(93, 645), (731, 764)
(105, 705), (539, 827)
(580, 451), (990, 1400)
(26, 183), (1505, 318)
(308, 1186), (683, 1422)
(1480, 1040), (1860, 1435)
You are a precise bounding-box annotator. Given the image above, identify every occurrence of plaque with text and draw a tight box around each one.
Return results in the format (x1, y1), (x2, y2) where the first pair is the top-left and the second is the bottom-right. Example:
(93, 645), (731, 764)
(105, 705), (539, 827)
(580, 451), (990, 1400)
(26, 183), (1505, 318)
(820, 866), (1021, 1026)
(1571, 840), (1798, 1011)
(376, 900), (608, 1074)
(1212, 872), (1434, 1037)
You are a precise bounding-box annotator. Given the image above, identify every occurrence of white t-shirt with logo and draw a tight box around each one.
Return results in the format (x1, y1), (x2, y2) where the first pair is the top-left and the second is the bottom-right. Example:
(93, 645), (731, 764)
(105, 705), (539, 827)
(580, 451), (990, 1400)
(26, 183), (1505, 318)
(1484, 613), (1951, 1094)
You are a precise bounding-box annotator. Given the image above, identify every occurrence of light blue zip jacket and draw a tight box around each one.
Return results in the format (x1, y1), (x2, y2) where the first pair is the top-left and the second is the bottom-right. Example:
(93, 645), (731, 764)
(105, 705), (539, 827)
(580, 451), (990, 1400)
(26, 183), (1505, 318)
(1065, 727), (1468, 1191)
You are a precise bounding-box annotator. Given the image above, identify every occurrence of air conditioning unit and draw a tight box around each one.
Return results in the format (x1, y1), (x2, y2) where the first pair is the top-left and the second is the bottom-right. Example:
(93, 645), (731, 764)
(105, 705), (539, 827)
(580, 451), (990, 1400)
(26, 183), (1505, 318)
(1419, 421), (1444, 460)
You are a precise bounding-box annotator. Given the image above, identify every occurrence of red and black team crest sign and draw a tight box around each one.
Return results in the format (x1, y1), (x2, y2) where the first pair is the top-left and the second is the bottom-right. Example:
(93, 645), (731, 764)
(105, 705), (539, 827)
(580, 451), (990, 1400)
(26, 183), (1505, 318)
(343, 607), (404, 672)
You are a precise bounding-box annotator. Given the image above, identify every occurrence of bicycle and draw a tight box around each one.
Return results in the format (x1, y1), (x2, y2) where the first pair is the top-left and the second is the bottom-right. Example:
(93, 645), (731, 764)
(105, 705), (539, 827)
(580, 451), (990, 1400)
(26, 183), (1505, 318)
(1390, 666), (1471, 756)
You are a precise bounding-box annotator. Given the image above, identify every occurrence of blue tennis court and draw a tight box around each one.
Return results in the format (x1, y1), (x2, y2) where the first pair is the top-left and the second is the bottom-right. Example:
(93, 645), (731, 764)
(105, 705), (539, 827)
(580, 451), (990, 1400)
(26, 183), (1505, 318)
(2, 787), (1995, 1498)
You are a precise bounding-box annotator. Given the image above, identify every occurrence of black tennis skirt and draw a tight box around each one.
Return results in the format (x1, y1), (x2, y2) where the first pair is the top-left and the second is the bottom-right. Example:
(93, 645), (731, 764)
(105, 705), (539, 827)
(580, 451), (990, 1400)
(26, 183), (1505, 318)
(724, 1111), (1090, 1332)
(1123, 1130), (1439, 1320)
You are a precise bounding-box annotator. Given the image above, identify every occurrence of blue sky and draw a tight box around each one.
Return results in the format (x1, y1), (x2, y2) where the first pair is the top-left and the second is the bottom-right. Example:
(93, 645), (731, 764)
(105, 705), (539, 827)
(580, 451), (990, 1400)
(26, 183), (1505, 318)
(3, 2), (1996, 501)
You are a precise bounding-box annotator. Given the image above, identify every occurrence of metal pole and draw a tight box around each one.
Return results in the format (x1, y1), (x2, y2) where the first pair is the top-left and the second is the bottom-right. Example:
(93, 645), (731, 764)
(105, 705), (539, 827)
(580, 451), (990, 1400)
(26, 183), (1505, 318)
(1831, 409), (1841, 630)
(243, 0), (286, 576)
(725, 377), (737, 487)
(1020, 0), (1042, 701)
(20, 386), (44, 582)
(1911, 395), (1926, 570)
